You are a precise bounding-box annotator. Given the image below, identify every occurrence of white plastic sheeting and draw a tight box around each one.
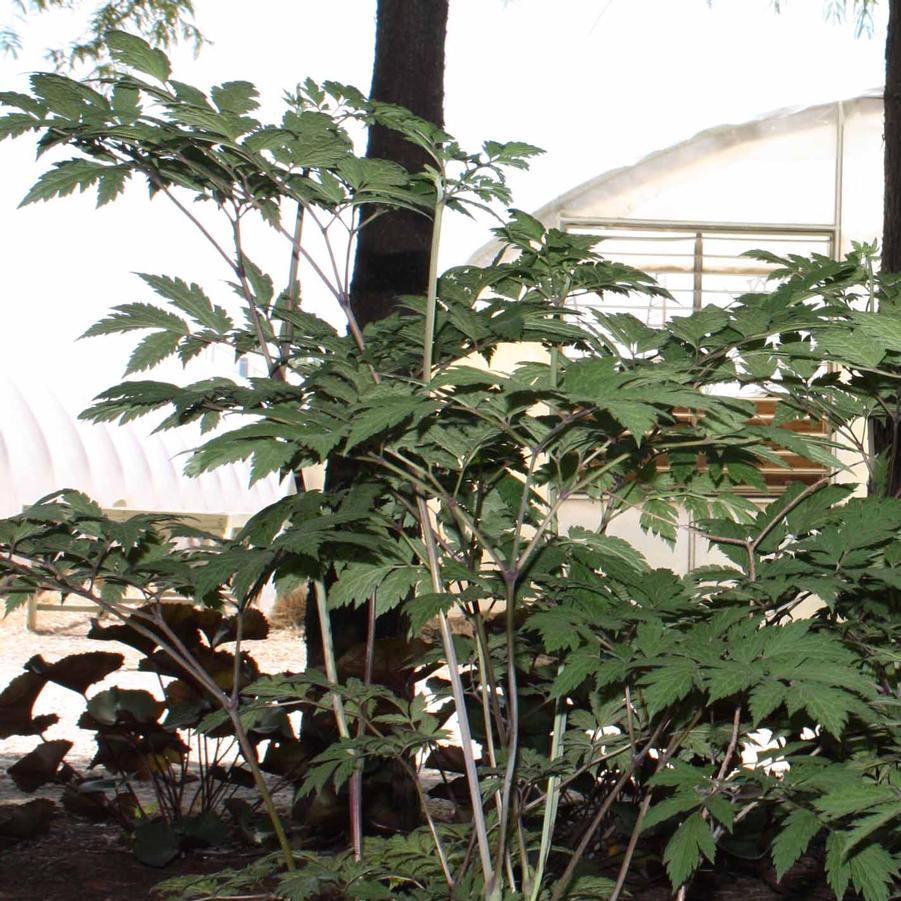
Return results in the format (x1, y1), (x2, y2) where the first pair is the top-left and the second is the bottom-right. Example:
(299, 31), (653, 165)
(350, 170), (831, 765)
(0, 374), (287, 518)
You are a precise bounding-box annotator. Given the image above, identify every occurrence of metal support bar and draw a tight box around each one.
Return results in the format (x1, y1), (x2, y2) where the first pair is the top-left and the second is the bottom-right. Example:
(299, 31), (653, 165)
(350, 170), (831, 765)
(832, 100), (845, 260)
(692, 232), (703, 311)
(560, 216), (837, 237)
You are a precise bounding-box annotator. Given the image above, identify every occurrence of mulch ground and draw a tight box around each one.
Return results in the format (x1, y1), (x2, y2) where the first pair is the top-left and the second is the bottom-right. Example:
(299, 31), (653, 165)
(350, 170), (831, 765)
(0, 810), (252, 901)
(0, 808), (839, 901)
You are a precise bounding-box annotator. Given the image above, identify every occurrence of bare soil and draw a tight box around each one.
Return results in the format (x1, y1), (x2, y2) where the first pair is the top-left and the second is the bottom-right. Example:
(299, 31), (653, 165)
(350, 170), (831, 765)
(0, 814), (253, 901)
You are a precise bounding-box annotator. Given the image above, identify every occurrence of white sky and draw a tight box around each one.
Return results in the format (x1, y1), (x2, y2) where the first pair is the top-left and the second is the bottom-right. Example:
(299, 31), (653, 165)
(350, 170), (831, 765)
(0, 0), (890, 410)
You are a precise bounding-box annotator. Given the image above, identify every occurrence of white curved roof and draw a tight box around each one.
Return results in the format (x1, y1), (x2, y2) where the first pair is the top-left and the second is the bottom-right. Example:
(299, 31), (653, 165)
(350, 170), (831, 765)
(0, 374), (288, 518)
(471, 91), (884, 266)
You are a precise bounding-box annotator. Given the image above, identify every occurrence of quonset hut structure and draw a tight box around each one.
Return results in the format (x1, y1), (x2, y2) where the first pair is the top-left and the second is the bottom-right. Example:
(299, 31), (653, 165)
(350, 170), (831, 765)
(0, 370), (288, 623)
(472, 92), (884, 572)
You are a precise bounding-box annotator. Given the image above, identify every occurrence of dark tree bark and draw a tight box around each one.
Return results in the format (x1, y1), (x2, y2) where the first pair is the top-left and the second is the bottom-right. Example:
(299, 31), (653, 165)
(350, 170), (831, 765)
(883, 0), (901, 274)
(304, 0), (449, 670)
(349, 0), (449, 329)
(297, 0), (449, 838)
(871, 0), (901, 494)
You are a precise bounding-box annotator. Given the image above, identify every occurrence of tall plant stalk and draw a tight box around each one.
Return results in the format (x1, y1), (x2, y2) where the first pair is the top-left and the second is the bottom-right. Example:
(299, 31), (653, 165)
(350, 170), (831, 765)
(416, 176), (497, 892)
(421, 187), (445, 381)
(531, 324), (568, 900)
(416, 494), (495, 889)
(313, 578), (361, 859)
(530, 687), (566, 901)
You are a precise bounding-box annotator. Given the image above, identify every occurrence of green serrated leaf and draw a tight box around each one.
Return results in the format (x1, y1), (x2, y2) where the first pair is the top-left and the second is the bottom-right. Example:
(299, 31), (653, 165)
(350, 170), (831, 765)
(848, 844), (898, 901)
(817, 330), (886, 368)
(604, 399), (660, 444)
(138, 274), (232, 334)
(374, 565), (421, 616)
(551, 648), (599, 697)
(825, 831), (851, 900)
(0, 112), (41, 141)
(663, 812), (716, 888)
(643, 792), (702, 831)
(20, 159), (107, 206)
(96, 168), (128, 206)
(814, 783), (896, 819)
(569, 529), (650, 573)
(406, 592), (455, 635)
(528, 608), (584, 653)
(705, 662), (761, 703)
(343, 396), (429, 452)
(785, 683), (853, 738)
(772, 808), (821, 881)
(125, 330), (183, 374)
(640, 661), (696, 717)
(82, 302), (188, 338)
(106, 31), (172, 82)
(841, 802), (901, 857)
(211, 80), (259, 115)
(748, 680), (785, 726)
(329, 563), (393, 609)
(250, 442), (294, 485)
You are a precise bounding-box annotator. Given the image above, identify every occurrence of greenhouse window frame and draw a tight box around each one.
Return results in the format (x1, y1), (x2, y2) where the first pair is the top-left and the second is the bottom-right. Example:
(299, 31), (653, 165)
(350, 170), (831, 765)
(559, 216), (838, 498)
(559, 216), (838, 315)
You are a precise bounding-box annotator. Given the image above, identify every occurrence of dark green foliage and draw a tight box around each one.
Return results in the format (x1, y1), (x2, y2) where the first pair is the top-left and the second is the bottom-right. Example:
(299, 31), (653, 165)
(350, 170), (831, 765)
(133, 811), (228, 867)
(2, 35), (901, 899)
(26, 650), (124, 694)
(0, 670), (58, 737)
(8, 740), (72, 791)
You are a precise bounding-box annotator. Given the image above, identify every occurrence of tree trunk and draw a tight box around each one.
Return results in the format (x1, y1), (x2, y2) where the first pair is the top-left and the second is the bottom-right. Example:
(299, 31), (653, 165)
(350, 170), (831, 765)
(349, 0), (449, 329)
(304, 0), (449, 670)
(883, 0), (901, 274)
(872, 0), (901, 495)
(298, 0), (449, 839)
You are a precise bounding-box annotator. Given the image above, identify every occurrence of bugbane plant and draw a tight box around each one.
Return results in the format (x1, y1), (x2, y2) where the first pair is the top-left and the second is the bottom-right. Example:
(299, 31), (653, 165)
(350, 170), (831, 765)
(1, 33), (900, 901)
